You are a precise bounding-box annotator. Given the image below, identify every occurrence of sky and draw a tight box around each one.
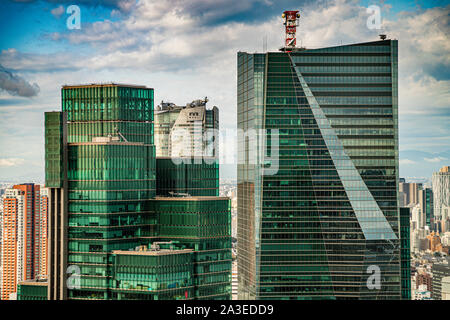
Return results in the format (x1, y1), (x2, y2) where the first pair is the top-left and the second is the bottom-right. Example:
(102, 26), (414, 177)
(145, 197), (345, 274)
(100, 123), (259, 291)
(0, 0), (449, 182)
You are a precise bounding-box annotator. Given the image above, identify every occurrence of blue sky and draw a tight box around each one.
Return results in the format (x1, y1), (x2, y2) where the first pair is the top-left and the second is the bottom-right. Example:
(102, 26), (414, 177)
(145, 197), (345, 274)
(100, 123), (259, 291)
(0, 0), (449, 182)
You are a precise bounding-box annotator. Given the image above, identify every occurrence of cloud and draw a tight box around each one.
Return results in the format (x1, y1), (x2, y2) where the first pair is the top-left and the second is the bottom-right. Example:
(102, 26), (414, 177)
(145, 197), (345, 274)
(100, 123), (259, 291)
(0, 158), (25, 167)
(12, 0), (137, 11)
(0, 64), (40, 97)
(424, 156), (448, 163)
(400, 159), (416, 165)
(51, 5), (64, 18)
(1, 0), (449, 181)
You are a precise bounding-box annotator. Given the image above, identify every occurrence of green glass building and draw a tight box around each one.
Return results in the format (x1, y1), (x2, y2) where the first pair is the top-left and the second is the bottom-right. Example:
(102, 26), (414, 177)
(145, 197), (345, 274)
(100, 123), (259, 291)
(400, 207), (411, 300)
(237, 39), (401, 299)
(45, 83), (231, 300)
(17, 281), (48, 300)
(111, 245), (194, 300)
(153, 197), (232, 299)
(156, 157), (219, 196)
(419, 188), (433, 229)
(65, 84), (155, 300)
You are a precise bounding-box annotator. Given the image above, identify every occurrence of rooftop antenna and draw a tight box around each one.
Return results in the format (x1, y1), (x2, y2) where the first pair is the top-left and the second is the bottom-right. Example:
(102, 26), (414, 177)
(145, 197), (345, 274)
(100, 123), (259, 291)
(281, 10), (300, 52)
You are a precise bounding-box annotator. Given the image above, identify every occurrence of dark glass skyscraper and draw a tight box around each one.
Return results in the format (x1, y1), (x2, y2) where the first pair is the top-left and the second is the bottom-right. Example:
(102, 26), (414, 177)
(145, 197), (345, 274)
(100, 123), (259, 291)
(237, 39), (401, 299)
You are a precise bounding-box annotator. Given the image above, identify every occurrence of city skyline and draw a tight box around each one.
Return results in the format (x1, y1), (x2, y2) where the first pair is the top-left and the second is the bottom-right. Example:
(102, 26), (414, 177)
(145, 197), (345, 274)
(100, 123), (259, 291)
(0, 0), (449, 303)
(0, 0), (449, 182)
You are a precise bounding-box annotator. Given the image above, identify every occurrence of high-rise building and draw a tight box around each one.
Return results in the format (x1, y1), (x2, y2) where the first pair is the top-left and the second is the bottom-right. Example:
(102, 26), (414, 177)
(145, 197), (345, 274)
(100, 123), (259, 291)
(432, 261), (450, 300)
(416, 271), (432, 292)
(442, 276), (450, 300)
(39, 188), (49, 279)
(17, 280), (48, 300)
(1, 184), (47, 300)
(46, 83), (156, 300)
(400, 208), (411, 300)
(399, 182), (422, 207)
(156, 157), (219, 197)
(154, 99), (219, 158)
(237, 38), (401, 299)
(45, 83), (231, 300)
(419, 188), (433, 229)
(411, 204), (425, 231)
(432, 166), (450, 221)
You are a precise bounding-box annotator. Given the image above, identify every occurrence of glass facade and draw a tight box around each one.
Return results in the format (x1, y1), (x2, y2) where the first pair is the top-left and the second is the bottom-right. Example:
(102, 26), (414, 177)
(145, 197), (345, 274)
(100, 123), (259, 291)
(111, 248), (194, 300)
(17, 282), (48, 300)
(156, 158), (219, 196)
(46, 83), (231, 300)
(237, 40), (401, 300)
(400, 208), (411, 300)
(45, 112), (66, 188)
(152, 198), (232, 300)
(61, 84), (156, 300)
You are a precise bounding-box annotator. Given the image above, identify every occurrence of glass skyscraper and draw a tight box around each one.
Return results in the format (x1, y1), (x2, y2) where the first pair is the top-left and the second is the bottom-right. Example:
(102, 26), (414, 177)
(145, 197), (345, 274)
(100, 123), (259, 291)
(61, 84), (155, 300)
(237, 39), (401, 299)
(45, 83), (231, 300)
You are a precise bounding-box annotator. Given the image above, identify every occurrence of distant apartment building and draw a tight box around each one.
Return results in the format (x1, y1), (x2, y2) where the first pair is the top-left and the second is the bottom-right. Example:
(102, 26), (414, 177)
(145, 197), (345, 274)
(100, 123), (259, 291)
(399, 182), (422, 206)
(432, 166), (450, 223)
(416, 271), (432, 292)
(154, 98), (219, 158)
(231, 260), (238, 300)
(432, 262), (450, 300)
(411, 204), (426, 230)
(414, 284), (432, 300)
(39, 188), (48, 279)
(0, 184), (48, 300)
(419, 188), (433, 229)
(441, 276), (450, 300)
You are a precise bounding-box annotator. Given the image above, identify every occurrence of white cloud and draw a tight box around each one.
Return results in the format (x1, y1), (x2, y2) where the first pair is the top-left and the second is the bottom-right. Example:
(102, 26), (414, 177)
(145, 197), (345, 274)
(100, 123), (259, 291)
(0, 64), (40, 97)
(1, 0), (449, 180)
(0, 158), (25, 167)
(400, 159), (416, 165)
(51, 5), (64, 18)
(424, 156), (448, 163)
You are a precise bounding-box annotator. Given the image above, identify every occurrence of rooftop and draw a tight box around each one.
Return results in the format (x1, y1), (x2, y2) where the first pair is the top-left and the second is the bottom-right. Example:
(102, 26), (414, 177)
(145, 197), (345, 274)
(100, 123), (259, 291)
(18, 280), (48, 286)
(112, 248), (193, 256)
(154, 196), (229, 201)
(62, 83), (149, 89)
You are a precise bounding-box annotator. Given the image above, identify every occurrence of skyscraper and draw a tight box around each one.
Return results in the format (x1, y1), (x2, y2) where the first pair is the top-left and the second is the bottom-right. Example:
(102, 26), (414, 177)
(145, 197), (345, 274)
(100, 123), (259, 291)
(154, 98), (219, 158)
(432, 261), (450, 300)
(39, 188), (49, 280)
(399, 182), (422, 207)
(46, 83), (156, 300)
(432, 166), (450, 222)
(237, 38), (401, 299)
(1, 184), (47, 300)
(418, 188), (433, 229)
(399, 207), (411, 300)
(46, 83), (231, 300)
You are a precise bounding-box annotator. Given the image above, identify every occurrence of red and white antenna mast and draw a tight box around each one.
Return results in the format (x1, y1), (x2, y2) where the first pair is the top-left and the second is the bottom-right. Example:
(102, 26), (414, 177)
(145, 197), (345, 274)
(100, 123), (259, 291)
(282, 10), (300, 52)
